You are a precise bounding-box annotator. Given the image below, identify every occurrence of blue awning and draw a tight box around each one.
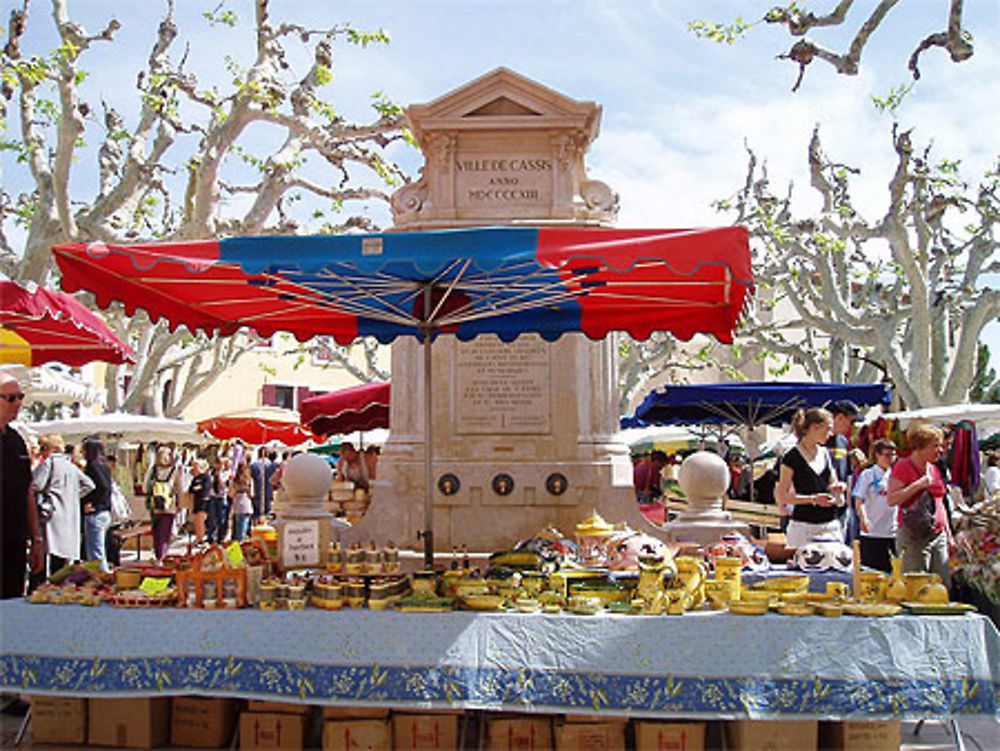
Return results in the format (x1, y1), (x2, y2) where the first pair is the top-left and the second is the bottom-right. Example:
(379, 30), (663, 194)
(625, 382), (892, 429)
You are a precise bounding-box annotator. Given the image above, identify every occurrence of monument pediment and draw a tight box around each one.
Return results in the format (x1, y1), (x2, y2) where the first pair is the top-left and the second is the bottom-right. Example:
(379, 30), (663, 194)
(465, 97), (542, 118)
(393, 67), (617, 228)
(407, 67), (600, 142)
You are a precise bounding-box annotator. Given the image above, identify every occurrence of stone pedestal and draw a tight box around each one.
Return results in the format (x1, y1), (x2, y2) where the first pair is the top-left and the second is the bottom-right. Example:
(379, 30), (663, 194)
(345, 69), (660, 553)
(272, 452), (348, 570)
(662, 451), (749, 545)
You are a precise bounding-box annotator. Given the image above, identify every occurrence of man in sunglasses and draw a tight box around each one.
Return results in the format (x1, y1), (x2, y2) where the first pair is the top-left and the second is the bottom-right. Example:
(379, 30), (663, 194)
(1, 371), (44, 600)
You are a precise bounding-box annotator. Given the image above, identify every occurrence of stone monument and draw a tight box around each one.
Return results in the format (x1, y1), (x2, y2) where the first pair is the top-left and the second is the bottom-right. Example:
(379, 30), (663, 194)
(345, 68), (658, 553)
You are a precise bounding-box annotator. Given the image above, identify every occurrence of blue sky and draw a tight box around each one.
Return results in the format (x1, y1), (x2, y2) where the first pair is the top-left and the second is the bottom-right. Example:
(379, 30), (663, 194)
(4, 0), (999, 374)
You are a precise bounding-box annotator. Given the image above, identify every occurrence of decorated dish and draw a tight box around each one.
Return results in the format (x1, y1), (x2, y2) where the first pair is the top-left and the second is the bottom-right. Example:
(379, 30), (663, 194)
(751, 575), (809, 594)
(842, 603), (902, 617)
(728, 599), (770, 616)
(902, 601), (976, 615)
(777, 602), (815, 617)
(460, 594), (506, 611)
(811, 602), (844, 618)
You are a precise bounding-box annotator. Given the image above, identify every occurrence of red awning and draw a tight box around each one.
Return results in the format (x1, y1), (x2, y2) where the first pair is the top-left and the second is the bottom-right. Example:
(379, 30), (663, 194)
(299, 381), (390, 436)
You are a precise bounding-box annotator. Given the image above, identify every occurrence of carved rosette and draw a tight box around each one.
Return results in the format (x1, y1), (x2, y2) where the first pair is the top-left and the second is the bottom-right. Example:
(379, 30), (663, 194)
(391, 177), (429, 221)
(580, 180), (619, 219)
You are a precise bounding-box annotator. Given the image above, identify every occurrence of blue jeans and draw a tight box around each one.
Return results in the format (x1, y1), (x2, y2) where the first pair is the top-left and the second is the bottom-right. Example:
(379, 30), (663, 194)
(84, 510), (112, 572)
(232, 513), (251, 542)
(207, 496), (230, 544)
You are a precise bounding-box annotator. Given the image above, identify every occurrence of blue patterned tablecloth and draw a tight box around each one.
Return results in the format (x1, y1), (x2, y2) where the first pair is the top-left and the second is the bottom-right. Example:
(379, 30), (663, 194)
(1, 600), (998, 720)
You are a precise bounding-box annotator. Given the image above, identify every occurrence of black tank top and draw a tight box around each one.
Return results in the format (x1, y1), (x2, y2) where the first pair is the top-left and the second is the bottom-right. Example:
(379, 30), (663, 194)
(782, 446), (843, 524)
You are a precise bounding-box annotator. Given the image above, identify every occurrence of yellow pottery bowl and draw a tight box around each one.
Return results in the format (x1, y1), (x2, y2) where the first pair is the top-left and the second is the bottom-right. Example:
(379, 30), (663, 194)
(904, 572), (940, 601)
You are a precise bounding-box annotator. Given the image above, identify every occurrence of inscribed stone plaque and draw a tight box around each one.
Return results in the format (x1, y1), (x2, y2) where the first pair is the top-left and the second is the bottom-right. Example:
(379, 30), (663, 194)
(454, 153), (554, 210)
(455, 336), (551, 434)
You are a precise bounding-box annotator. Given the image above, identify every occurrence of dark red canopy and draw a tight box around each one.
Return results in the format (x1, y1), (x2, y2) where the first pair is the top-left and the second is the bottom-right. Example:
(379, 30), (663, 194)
(1, 280), (134, 367)
(300, 381), (390, 436)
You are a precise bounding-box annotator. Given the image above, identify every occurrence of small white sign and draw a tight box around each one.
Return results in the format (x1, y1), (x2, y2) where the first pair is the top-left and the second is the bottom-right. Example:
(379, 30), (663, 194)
(361, 237), (383, 256)
(282, 520), (320, 567)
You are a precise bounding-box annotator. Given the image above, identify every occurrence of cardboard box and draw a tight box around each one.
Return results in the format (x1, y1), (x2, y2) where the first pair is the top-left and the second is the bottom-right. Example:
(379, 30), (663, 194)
(725, 720), (817, 751)
(562, 714), (627, 724)
(633, 721), (706, 751)
(247, 700), (312, 715)
(554, 721), (625, 751)
(486, 716), (554, 751)
(30, 696), (87, 745)
(393, 712), (460, 750)
(322, 706), (391, 720)
(322, 719), (392, 751)
(819, 720), (901, 751)
(87, 697), (171, 749)
(239, 711), (307, 750)
(171, 697), (238, 748)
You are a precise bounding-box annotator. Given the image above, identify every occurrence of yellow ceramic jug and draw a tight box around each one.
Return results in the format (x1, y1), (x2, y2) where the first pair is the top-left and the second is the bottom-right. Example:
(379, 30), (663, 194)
(885, 555), (907, 604)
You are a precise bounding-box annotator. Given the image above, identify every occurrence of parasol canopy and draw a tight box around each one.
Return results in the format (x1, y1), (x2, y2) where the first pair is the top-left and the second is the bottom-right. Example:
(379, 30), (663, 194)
(300, 381), (390, 436)
(53, 225), (753, 564)
(30, 412), (208, 445)
(52, 226), (751, 344)
(628, 381), (893, 429)
(1, 280), (135, 367)
(196, 406), (317, 446)
(879, 403), (1000, 437)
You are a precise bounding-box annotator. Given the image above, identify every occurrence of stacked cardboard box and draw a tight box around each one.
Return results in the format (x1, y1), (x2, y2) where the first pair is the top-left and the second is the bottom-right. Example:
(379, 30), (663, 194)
(819, 720), (901, 751)
(322, 719), (393, 750)
(171, 697), (238, 748)
(725, 720), (818, 751)
(240, 701), (311, 750)
(485, 715), (554, 751)
(633, 721), (707, 751)
(87, 698), (171, 749)
(30, 696), (87, 746)
(554, 718), (626, 751)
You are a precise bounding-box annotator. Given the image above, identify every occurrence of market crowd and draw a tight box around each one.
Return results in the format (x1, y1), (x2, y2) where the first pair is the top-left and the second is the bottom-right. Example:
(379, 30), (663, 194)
(632, 397), (1000, 590)
(2, 371), (380, 601)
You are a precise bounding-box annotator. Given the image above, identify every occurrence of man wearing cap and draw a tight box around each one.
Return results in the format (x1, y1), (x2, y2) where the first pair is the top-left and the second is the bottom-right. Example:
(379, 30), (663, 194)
(827, 399), (861, 542)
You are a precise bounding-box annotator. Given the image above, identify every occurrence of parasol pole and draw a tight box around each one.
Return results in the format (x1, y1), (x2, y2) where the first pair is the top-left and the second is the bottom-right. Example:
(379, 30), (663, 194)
(420, 287), (435, 569)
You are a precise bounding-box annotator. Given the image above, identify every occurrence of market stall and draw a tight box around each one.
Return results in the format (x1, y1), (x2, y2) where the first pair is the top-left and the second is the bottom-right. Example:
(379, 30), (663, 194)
(1, 600), (997, 720)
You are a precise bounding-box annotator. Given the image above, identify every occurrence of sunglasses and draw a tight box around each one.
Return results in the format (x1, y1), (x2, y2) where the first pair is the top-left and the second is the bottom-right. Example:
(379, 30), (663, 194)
(1, 392), (26, 403)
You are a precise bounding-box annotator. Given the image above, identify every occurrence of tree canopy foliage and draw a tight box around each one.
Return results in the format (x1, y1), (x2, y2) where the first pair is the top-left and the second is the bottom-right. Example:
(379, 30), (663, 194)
(690, 1), (975, 91)
(721, 126), (999, 408)
(1, 0), (404, 414)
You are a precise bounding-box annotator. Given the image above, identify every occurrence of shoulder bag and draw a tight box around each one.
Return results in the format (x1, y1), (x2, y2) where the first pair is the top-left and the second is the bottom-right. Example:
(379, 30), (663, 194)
(36, 457), (56, 522)
(900, 461), (937, 539)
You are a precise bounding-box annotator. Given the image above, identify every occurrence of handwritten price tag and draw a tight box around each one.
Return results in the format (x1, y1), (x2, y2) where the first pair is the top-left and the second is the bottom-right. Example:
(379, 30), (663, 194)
(139, 577), (171, 595)
(226, 541), (245, 566)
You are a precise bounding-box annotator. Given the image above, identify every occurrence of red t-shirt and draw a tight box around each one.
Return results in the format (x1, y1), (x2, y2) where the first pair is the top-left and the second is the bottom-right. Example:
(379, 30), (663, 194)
(890, 458), (948, 535)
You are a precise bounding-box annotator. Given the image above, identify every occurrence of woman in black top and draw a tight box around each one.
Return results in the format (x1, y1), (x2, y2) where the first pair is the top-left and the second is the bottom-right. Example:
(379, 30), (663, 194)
(775, 407), (847, 548)
(188, 458), (213, 544)
(81, 438), (113, 572)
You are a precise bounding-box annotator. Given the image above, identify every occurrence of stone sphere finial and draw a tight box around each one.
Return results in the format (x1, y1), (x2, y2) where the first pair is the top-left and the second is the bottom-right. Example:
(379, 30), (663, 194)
(677, 450), (730, 502)
(281, 452), (333, 506)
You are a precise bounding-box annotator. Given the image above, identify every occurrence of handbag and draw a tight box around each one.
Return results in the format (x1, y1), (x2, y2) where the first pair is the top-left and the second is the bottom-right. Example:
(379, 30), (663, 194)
(36, 458), (56, 523)
(900, 488), (937, 539)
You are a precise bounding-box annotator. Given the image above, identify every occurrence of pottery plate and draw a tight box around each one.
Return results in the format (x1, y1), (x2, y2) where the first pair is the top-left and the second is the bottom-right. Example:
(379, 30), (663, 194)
(729, 600), (769, 615)
(902, 601), (976, 615)
(461, 595), (506, 611)
(842, 603), (902, 617)
(777, 602), (815, 617)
